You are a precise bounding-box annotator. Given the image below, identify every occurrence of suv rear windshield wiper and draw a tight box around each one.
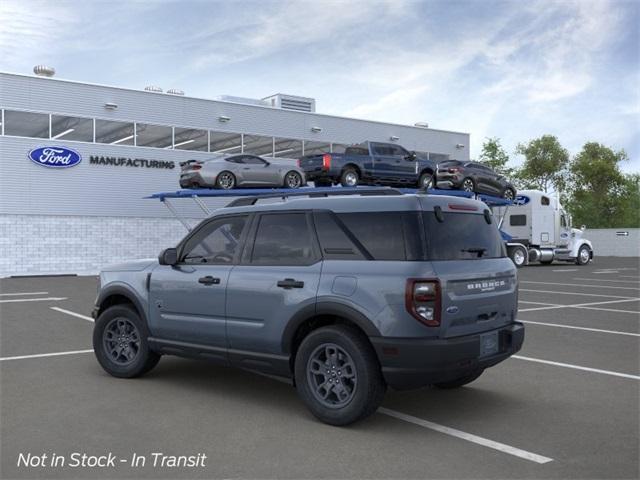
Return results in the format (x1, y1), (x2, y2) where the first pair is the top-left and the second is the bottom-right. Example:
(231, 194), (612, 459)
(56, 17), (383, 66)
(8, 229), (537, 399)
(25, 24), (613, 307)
(460, 247), (487, 258)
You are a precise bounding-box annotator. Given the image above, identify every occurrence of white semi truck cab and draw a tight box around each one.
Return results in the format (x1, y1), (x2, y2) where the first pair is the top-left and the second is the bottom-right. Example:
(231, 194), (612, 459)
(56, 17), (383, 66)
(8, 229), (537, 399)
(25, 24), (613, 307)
(493, 190), (594, 267)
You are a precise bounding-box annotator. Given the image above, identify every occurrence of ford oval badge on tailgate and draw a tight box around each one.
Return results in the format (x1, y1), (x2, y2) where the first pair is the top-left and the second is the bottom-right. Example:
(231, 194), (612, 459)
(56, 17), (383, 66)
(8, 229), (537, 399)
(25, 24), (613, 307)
(28, 146), (82, 168)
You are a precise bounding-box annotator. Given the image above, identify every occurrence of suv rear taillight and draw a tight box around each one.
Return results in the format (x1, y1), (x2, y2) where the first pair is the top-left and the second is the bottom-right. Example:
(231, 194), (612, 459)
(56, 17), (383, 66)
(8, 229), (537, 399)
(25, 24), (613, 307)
(322, 154), (332, 170)
(405, 279), (441, 327)
(191, 164), (202, 170)
(448, 167), (460, 173)
(297, 158), (301, 167)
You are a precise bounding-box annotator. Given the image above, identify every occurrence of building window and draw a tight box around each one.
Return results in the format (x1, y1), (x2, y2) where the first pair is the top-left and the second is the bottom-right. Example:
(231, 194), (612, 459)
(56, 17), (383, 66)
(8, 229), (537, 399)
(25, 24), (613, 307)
(331, 143), (348, 154)
(4, 110), (49, 138)
(243, 134), (274, 156)
(95, 119), (135, 145)
(173, 127), (208, 151)
(303, 140), (330, 156)
(136, 123), (173, 148)
(429, 153), (450, 163)
(209, 131), (242, 154)
(273, 137), (303, 159)
(51, 114), (93, 142)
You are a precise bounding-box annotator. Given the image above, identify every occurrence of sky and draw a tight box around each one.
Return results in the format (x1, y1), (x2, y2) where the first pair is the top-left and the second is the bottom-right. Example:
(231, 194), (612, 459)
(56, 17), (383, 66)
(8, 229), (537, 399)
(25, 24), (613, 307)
(1, 0), (638, 172)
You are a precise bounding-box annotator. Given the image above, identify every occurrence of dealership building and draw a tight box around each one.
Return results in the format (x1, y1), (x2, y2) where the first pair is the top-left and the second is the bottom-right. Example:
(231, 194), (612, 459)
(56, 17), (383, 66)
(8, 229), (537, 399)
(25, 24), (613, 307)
(0, 69), (470, 277)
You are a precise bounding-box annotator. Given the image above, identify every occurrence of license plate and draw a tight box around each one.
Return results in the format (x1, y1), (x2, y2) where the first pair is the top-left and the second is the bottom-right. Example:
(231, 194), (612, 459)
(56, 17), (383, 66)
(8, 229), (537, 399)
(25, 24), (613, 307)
(480, 331), (499, 358)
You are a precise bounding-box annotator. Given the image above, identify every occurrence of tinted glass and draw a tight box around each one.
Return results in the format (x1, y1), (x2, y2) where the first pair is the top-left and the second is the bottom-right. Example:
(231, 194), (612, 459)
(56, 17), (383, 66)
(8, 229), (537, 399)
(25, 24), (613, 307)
(51, 115), (93, 142)
(210, 131), (242, 154)
(313, 212), (365, 260)
(252, 213), (315, 265)
(541, 196), (550, 206)
(423, 212), (505, 260)
(4, 110), (49, 138)
(242, 155), (267, 165)
(136, 123), (173, 148)
(274, 138), (303, 158)
(174, 127), (208, 151)
(510, 215), (527, 226)
(182, 216), (248, 264)
(95, 119), (134, 145)
(337, 212), (406, 260)
(244, 134), (274, 156)
(304, 141), (330, 156)
(345, 147), (369, 156)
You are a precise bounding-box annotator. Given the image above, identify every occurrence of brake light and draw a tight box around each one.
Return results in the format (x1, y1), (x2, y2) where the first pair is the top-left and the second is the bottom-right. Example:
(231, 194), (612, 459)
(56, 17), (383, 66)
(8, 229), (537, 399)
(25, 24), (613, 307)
(405, 279), (441, 327)
(191, 165), (202, 170)
(322, 154), (332, 170)
(297, 159), (301, 167)
(448, 167), (460, 173)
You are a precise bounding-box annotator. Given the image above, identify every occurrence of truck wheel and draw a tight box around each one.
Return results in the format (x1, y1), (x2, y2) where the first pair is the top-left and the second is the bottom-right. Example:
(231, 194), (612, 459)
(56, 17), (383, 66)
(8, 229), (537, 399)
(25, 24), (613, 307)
(294, 325), (386, 426)
(434, 369), (484, 389)
(461, 177), (475, 192)
(340, 168), (359, 187)
(508, 245), (527, 268)
(93, 305), (160, 378)
(418, 172), (434, 189)
(576, 245), (591, 265)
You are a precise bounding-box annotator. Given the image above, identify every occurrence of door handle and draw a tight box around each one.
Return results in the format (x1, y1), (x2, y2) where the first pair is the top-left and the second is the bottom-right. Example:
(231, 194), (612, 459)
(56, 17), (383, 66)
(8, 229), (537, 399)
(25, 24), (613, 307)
(198, 276), (220, 285)
(277, 278), (304, 289)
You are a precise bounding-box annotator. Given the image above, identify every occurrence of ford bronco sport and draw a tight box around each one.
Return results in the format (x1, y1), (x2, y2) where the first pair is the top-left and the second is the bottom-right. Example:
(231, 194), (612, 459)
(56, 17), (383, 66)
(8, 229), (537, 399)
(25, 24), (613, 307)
(92, 189), (524, 425)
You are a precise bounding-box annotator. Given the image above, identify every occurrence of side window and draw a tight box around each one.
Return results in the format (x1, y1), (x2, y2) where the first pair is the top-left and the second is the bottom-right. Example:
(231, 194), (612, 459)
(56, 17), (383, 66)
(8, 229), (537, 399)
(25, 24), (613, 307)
(181, 216), (248, 264)
(251, 213), (316, 265)
(390, 145), (409, 157)
(243, 155), (267, 165)
(313, 212), (365, 260)
(509, 215), (527, 227)
(561, 215), (567, 228)
(541, 196), (550, 206)
(336, 212), (407, 260)
(225, 156), (243, 164)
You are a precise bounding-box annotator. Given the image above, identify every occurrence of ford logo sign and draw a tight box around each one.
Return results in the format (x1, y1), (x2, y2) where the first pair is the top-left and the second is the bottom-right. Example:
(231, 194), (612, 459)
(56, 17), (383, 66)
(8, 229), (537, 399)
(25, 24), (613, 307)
(513, 195), (530, 206)
(28, 146), (82, 168)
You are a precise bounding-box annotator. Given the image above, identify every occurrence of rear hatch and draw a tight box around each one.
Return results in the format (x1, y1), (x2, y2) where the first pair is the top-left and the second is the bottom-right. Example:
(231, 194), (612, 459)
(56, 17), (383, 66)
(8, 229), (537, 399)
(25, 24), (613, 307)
(422, 207), (517, 339)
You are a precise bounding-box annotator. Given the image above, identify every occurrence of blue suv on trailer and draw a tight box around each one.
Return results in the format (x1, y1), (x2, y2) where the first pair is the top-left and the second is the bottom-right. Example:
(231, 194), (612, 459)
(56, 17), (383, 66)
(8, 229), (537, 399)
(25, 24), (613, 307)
(92, 189), (524, 425)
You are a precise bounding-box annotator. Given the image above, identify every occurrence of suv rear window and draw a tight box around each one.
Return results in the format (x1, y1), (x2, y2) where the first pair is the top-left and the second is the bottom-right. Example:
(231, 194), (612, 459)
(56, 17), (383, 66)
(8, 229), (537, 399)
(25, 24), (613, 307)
(423, 212), (505, 260)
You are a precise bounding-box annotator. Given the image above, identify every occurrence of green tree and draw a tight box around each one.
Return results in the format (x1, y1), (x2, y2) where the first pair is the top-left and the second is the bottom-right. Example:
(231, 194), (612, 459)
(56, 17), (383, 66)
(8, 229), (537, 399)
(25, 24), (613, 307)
(515, 135), (569, 192)
(565, 142), (638, 228)
(479, 137), (513, 176)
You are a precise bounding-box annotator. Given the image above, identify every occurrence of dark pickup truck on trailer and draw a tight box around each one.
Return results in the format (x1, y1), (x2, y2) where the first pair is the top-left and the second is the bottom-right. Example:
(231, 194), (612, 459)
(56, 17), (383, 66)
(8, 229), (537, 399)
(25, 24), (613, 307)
(298, 141), (437, 188)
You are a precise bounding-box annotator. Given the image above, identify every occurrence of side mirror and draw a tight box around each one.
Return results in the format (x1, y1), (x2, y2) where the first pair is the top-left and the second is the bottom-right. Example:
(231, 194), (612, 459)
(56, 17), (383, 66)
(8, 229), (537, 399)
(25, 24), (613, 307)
(406, 151), (417, 161)
(159, 247), (178, 266)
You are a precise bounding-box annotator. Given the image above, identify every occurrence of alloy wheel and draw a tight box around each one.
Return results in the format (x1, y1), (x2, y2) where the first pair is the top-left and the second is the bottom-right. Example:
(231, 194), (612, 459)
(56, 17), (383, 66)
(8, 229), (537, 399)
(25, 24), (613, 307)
(218, 173), (235, 189)
(462, 179), (474, 192)
(307, 343), (357, 408)
(103, 317), (141, 365)
(286, 172), (302, 188)
(344, 172), (358, 187)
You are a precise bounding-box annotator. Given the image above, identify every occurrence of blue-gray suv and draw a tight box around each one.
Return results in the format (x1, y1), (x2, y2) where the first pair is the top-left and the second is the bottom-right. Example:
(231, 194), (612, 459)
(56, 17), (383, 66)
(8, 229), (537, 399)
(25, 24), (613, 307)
(92, 189), (524, 425)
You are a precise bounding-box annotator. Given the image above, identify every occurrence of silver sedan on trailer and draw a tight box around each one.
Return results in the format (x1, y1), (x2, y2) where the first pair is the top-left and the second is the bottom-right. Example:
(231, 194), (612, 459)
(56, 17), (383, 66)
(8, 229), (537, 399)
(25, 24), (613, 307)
(179, 154), (307, 189)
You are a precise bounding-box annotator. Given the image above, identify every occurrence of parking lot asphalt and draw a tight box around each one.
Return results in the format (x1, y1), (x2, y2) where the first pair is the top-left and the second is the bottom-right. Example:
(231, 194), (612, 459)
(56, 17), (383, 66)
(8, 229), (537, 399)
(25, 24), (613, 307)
(1, 257), (639, 479)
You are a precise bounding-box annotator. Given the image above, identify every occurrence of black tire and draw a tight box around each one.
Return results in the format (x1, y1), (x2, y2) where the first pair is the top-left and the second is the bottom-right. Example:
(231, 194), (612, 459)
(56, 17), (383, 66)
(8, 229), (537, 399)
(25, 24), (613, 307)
(215, 171), (236, 189)
(576, 244), (591, 265)
(418, 172), (434, 190)
(294, 325), (386, 426)
(93, 305), (160, 378)
(284, 171), (303, 189)
(461, 177), (475, 193)
(340, 168), (359, 187)
(503, 187), (516, 201)
(508, 245), (527, 268)
(433, 369), (484, 389)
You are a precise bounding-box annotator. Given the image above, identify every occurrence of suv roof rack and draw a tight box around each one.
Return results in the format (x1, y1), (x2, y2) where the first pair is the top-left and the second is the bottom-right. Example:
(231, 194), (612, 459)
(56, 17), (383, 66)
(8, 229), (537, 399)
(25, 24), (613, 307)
(224, 187), (403, 207)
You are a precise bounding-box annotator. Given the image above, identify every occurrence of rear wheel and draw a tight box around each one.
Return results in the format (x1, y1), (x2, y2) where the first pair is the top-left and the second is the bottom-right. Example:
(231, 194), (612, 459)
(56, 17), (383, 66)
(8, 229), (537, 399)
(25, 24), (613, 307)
(576, 245), (591, 265)
(434, 369), (484, 389)
(340, 168), (359, 187)
(294, 325), (386, 426)
(418, 172), (434, 189)
(284, 171), (303, 189)
(216, 171), (236, 189)
(93, 305), (160, 378)
(503, 187), (515, 201)
(461, 177), (475, 192)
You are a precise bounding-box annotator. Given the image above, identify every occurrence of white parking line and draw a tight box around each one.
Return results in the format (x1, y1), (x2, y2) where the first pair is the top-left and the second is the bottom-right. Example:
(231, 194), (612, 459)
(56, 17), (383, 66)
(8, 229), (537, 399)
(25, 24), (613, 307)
(519, 297), (640, 312)
(518, 300), (560, 306)
(520, 289), (635, 299)
(573, 277), (639, 284)
(0, 349), (94, 362)
(378, 408), (553, 464)
(0, 291), (49, 296)
(0, 297), (67, 304)
(552, 269), (578, 272)
(521, 281), (639, 291)
(512, 355), (640, 381)
(520, 320), (640, 337)
(50, 307), (94, 322)
(575, 305), (640, 315)
(593, 270), (620, 274)
(621, 275), (640, 279)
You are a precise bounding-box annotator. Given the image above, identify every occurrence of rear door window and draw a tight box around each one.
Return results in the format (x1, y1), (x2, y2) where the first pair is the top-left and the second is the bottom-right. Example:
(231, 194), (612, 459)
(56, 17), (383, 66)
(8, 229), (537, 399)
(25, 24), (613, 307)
(423, 212), (505, 260)
(250, 213), (317, 265)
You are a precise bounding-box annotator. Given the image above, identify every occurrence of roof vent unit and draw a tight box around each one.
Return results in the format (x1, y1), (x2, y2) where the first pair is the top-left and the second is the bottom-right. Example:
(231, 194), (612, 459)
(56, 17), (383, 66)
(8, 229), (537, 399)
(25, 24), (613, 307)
(216, 95), (270, 107)
(33, 65), (55, 77)
(167, 89), (185, 96)
(262, 94), (316, 113)
(414, 122), (429, 128)
(144, 85), (163, 93)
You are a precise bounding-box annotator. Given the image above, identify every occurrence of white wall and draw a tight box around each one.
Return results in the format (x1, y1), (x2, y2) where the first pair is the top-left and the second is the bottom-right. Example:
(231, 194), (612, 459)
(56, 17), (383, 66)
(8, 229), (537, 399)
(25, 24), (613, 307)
(586, 228), (640, 257)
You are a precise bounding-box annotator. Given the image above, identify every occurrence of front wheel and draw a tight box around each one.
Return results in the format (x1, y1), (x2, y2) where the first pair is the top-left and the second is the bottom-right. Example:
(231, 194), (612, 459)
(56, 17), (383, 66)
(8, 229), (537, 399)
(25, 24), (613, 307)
(576, 245), (591, 265)
(340, 168), (359, 187)
(508, 245), (527, 268)
(284, 171), (303, 189)
(418, 172), (434, 190)
(503, 187), (515, 201)
(294, 325), (386, 426)
(93, 305), (160, 378)
(433, 369), (484, 389)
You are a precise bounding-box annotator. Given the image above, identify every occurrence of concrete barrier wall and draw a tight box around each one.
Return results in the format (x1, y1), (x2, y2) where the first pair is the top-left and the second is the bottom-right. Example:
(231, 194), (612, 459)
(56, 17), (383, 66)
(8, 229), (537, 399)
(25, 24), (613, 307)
(586, 228), (640, 257)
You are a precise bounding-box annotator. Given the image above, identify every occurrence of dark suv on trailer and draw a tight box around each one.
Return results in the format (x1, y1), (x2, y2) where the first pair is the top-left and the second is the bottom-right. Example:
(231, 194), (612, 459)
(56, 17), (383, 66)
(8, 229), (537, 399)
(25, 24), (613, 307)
(436, 160), (516, 200)
(92, 189), (524, 425)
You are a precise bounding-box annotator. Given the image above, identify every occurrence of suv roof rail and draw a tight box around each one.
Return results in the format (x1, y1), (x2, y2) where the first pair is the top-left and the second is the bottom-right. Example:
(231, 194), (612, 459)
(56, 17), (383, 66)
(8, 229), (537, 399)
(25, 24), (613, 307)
(225, 187), (404, 208)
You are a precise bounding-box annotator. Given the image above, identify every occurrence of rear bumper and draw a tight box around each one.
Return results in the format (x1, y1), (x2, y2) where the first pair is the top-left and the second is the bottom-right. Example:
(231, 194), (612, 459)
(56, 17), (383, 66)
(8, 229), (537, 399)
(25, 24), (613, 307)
(179, 172), (208, 188)
(370, 323), (524, 390)
(303, 169), (336, 182)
